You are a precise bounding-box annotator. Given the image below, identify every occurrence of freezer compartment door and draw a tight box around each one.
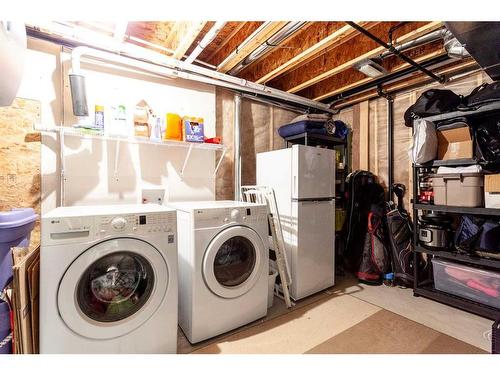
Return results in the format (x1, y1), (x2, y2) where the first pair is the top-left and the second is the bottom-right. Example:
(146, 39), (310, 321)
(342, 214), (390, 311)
(292, 145), (336, 199)
(290, 200), (335, 300)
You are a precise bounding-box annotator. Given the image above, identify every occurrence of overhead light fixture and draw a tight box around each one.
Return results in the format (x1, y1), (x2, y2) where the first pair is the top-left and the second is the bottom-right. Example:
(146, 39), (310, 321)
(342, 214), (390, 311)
(355, 59), (387, 78)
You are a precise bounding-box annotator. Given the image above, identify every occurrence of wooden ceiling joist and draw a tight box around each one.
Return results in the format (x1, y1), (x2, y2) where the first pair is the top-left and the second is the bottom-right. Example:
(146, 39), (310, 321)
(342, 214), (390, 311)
(252, 22), (377, 84)
(202, 22), (248, 63)
(313, 46), (446, 101)
(216, 21), (289, 73)
(172, 21), (207, 59)
(206, 22), (264, 66)
(268, 21), (443, 94)
(333, 58), (477, 109)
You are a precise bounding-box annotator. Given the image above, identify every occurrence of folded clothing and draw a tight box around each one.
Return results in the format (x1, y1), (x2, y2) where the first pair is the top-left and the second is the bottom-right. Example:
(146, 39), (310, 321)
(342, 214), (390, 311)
(436, 165), (482, 174)
(290, 113), (332, 123)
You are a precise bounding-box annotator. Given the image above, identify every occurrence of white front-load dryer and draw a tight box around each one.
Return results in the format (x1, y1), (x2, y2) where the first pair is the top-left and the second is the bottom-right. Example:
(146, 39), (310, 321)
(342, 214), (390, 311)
(168, 201), (268, 344)
(40, 204), (178, 354)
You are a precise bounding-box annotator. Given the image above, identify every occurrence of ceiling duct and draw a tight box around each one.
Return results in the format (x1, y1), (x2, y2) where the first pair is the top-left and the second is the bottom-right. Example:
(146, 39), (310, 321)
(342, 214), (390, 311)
(379, 28), (447, 60)
(445, 22), (500, 80)
(443, 29), (469, 59)
(228, 21), (307, 76)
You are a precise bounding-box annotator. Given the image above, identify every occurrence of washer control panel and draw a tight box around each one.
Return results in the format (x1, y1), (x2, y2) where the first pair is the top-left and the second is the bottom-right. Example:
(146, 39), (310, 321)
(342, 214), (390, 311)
(194, 205), (268, 229)
(95, 211), (176, 239)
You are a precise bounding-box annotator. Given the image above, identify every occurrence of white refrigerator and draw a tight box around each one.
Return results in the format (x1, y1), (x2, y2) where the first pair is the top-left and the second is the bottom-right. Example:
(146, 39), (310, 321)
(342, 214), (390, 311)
(257, 144), (336, 300)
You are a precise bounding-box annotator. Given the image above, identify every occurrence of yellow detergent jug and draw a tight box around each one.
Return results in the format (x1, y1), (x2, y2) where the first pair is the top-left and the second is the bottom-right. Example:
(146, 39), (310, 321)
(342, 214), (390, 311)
(165, 113), (183, 141)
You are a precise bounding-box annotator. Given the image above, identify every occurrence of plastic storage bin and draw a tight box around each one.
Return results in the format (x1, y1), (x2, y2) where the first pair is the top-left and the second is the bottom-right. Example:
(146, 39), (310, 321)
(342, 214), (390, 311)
(431, 173), (484, 207)
(0, 207), (38, 354)
(432, 258), (500, 309)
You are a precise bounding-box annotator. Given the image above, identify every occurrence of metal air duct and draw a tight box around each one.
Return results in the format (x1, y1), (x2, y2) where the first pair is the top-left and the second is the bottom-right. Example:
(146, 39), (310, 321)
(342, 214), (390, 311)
(228, 21), (307, 76)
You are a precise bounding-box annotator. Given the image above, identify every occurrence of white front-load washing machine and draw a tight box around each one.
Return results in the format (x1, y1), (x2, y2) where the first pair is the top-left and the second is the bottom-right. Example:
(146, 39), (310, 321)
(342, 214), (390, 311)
(40, 204), (178, 354)
(168, 201), (268, 344)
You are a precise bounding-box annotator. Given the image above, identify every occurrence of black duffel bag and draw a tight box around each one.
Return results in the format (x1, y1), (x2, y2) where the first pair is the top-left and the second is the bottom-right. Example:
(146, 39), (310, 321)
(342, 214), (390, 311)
(404, 89), (463, 127)
(461, 82), (500, 109)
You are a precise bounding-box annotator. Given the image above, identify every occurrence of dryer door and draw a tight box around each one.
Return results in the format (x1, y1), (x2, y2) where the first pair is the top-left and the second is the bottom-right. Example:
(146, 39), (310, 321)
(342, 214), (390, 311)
(203, 226), (265, 299)
(58, 238), (169, 340)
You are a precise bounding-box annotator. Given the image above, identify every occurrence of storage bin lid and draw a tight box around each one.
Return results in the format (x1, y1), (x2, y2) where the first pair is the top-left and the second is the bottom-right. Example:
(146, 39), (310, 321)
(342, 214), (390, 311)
(0, 208), (38, 229)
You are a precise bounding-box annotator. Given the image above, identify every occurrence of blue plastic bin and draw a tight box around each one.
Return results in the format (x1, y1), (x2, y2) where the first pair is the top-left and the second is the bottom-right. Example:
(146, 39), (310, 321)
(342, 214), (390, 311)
(0, 208), (38, 354)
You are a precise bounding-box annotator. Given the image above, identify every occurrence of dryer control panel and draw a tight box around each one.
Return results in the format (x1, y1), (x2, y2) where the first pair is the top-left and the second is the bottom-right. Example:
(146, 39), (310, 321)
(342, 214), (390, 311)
(95, 211), (176, 239)
(193, 205), (268, 229)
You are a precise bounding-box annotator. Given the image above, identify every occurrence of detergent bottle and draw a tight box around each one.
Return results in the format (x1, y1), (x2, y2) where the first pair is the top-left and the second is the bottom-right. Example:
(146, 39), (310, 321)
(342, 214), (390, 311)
(165, 113), (183, 141)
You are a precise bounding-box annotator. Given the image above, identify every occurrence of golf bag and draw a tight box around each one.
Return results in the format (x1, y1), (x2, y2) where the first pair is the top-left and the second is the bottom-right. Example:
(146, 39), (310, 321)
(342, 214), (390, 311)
(344, 170), (386, 273)
(385, 184), (428, 287)
(357, 203), (391, 284)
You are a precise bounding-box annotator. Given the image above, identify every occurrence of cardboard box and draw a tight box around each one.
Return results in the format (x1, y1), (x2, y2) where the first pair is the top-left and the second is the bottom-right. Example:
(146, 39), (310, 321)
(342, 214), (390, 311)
(437, 126), (473, 160)
(485, 173), (500, 208)
(183, 116), (204, 143)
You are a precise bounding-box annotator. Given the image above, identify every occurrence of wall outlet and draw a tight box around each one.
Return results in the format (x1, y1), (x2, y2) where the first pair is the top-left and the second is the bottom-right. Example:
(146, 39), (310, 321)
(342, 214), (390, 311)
(142, 188), (165, 205)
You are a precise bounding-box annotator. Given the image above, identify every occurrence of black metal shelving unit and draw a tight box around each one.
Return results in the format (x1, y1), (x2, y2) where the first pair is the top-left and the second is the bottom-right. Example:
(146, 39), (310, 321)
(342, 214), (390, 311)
(412, 105), (500, 320)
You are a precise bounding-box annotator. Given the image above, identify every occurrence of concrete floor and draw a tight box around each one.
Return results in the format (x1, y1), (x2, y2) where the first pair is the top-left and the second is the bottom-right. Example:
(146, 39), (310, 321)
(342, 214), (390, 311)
(177, 274), (493, 354)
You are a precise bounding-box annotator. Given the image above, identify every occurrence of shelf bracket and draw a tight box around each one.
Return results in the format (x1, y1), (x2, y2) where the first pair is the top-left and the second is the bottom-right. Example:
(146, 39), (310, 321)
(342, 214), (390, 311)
(213, 147), (227, 177)
(180, 143), (194, 176)
(59, 128), (66, 207)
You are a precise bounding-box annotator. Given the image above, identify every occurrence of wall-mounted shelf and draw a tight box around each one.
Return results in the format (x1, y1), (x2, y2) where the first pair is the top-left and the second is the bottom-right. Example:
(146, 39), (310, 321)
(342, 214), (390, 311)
(34, 125), (226, 151)
(35, 124), (227, 179)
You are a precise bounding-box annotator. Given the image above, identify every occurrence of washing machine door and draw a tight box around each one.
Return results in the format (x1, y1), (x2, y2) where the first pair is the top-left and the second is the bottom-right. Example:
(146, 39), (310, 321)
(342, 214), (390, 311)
(203, 225), (265, 299)
(58, 238), (169, 340)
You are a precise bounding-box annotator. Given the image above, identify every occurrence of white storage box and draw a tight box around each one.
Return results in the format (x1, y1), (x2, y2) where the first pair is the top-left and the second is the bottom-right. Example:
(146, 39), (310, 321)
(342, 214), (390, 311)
(432, 258), (500, 309)
(431, 173), (484, 207)
(485, 174), (500, 209)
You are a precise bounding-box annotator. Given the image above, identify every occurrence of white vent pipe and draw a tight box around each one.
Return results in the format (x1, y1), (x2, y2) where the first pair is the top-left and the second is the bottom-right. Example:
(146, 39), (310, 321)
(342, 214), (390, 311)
(70, 45), (335, 113)
(184, 21), (226, 64)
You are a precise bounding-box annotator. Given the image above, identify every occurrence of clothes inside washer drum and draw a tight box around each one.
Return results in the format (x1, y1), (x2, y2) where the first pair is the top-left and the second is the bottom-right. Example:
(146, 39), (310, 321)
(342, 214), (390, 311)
(213, 236), (256, 287)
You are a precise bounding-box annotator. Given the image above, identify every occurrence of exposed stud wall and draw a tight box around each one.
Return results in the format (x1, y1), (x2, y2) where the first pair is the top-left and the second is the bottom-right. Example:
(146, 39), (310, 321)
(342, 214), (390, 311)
(214, 88), (297, 200)
(0, 98), (42, 249)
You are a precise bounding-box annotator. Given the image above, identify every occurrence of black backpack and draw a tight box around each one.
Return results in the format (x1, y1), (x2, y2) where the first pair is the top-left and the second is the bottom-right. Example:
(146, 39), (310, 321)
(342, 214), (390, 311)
(404, 89), (463, 127)
(469, 115), (500, 165)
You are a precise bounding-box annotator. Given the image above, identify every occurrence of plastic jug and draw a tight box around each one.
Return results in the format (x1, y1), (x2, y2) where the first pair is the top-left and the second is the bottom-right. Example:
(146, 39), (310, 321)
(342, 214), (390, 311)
(165, 113), (182, 141)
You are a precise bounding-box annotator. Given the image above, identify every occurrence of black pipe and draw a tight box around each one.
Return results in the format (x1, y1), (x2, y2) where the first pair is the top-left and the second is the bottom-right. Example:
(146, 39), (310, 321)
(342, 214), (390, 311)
(377, 86), (394, 201)
(326, 54), (449, 105)
(346, 22), (446, 84)
(388, 22), (409, 44)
